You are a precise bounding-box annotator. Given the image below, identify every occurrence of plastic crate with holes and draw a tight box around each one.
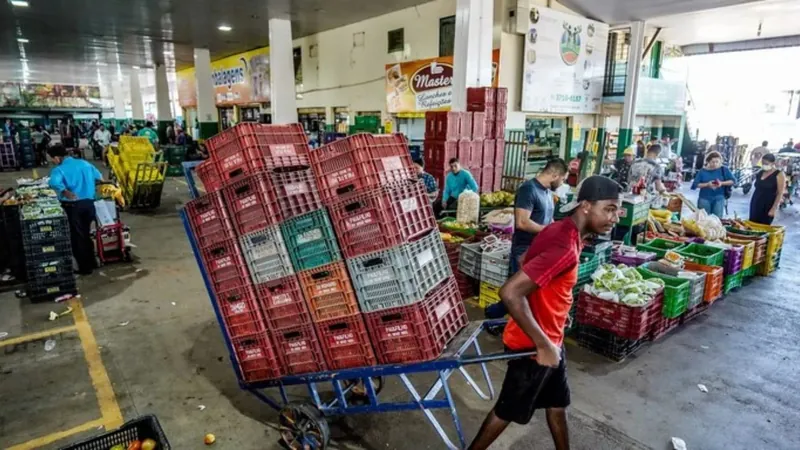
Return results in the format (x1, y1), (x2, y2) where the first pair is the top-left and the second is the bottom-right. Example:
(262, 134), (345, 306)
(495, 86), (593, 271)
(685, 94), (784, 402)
(637, 264), (691, 319)
(479, 243), (510, 288)
(214, 283), (267, 339)
(479, 281), (501, 308)
(269, 165), (323, 221)
(297, 261), (360, 321)
(196, 159), (223, 193)
(576, 289), (664, 341)
(59, 415), (171, 450)
(281, 209), (341, 272)
(185, 191), (236, 249)
(676, 243), (725, 267)
(575, 324), (645, 362)
(457, 242), (483, 279)
(222, 172), (283, 235)
(314, 313), (377, 370)
(725, 238), (754, 270)
(271, 323), (328, 375)
(239, 226), (295, 284)
(20, 215), (70, 244)
(576, 252), (601, 286)
(200, 238), (251, 294)
(636, 238), (685, 259)
(363, 277), (467, 364)
(328, 179), (436, 258)
(255, 275), (313, 331)
(724, 271), (744, 293)
(722, 245), (744, 275)
(683, 261), (724, 304)
(231, 332), (284, 381)
(725, 228), (768, 265)
(309, 133), (416, 204)
(347, 229), (452, 313)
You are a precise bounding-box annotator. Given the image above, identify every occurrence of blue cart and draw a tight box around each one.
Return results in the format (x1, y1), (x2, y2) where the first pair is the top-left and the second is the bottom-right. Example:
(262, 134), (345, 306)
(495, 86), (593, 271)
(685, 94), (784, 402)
(180, 161), (533, 449)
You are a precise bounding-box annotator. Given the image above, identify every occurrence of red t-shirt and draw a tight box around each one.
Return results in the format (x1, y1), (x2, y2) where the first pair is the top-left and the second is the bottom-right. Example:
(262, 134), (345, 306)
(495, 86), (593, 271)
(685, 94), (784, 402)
(503, 218), (582, 350)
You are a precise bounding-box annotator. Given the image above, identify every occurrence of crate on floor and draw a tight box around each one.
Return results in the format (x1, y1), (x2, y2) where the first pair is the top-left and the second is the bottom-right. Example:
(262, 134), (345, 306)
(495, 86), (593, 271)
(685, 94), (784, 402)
(315, 314), (376, 370)
(22, 239), (72, 265)
(637, 265), (691, 319)
(231, 332), (283, 382)
(649, 314), (681, 341)
(328, 179), (436, 258)
(297, 262), (360, 321)
(271, 324), (328, 375)
(676, 243), (725, 267)
(200, 238), (251, 293)
(680, 302), (710, 325)
(347, 229), (451, 313)
(281, 209), (341, 272)
(239, 226), (294, 284)
(26, 274), (77, 302)
(222, 172), (282, 236)
(25, 256), (73, 282)
(364, 278), (467, 364)
(575, 324), (645, 362)
(214, 283), (267, 339)
(722, 245), (744, 275)
(60, 415), (171, 450)
(478, 281), (501, 308)
(185, 191), (236, 248)
(636, 238), (684, 260)
(310, 133), (415, 204)
(723, 271), (743, 293)
(269, 165), (323, 220)
(255, 276), (313, 331)
(575, 290), (663, 341)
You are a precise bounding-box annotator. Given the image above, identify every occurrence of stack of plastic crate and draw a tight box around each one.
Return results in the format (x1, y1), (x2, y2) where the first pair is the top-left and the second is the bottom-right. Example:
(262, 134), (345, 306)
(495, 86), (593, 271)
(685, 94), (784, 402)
(21, 213), (77, 301)
(0, 141), (18, 171)
(466, 87), (508, 192)
(314, 133), (467, 365)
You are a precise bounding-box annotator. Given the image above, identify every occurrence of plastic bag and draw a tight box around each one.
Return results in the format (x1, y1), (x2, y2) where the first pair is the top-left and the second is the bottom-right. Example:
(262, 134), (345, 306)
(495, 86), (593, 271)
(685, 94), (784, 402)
(456, 189), (480, 225)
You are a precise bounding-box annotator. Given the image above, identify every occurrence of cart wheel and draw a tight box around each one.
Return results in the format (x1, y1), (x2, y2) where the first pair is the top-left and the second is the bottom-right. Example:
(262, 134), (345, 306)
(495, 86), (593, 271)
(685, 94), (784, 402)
(278, 403), (330, 450)
(345, 376), (384, 400)
(742, 183), (752, 195)
(123, 249), (133, 262)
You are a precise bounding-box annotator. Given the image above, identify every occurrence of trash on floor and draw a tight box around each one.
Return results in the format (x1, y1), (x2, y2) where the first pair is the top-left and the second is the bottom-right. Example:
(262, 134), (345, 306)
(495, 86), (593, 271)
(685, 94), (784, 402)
(198, 405), (206, 411)
(697, 384), (709, 393)
(48, 307), (73, 321)
(44, 339), (56, 351)
(119, 321), (130, 327)
(0, 332), (8, 340)
(55, 293), (77, 303)
(671, 437), (688, 450)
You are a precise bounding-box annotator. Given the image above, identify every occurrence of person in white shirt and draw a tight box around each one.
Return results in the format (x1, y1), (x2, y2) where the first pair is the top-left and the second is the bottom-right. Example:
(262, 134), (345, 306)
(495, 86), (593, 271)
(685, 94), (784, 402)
(93, 124), (111, 147)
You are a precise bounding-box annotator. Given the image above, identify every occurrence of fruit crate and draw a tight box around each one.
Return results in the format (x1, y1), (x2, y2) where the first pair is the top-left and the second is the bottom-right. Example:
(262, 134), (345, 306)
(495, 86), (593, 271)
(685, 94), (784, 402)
(269, 165), (323, 221)
(255, 276), (313, 331)
(196, 159), (223, 193)
(725, 238), (754, 270)
(725, 228), (767, 265)
(59, 415), (171, 450)
(231, 332), (284, 382)
(575, 324), (645, 362)
(741, 220), (784, 255)
(185, 191), (236, 249)
(575, 290), (663, 340)
(636, 238), (685, 259)
(676, 243), (725, 267)
(214, 283), (267, 339)
(478, 281), (501, 308)
(683, 261), (724, 304)
(328, 179), (437, 258)
(577, 252), (601, 286)
(723, 271), (743, 293)
(457, 242), (483, 279)
(364, 278), (467, 364)
(200, 238), (251, 293)
(20, 215), (70, 243)
(347, 229), (452, 313)
(271, 324), (328, 375)
(281, 209), (341, 272)
(637, 265), (691, 319)
(315, 314), (377, 370)
(239, 226), (294, 284)
(297, 262), (360, 321)
(479, 247), (510, 288)
(722, 245), (744, 275)
(222, 172), (282, 236)
(26, 274), (77, 302)
(310, 133), (415, 204)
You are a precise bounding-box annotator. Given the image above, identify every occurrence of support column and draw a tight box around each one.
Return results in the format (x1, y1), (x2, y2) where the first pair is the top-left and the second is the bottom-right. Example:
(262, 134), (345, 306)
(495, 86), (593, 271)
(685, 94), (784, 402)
(130, 71), (145, 127)
(268, 18), (298, 124)
(324, 107), (335, 132)
(194, 48), (219, 139)
(112, 81), (126, 128)
(155, 63), (173, 143)
(451, 0), (493, 111)
(618, 21), (646, 158)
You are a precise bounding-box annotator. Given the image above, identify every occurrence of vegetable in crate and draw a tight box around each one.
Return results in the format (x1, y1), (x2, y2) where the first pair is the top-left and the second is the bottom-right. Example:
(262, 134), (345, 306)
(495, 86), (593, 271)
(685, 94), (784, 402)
(585, 264), (664, 306)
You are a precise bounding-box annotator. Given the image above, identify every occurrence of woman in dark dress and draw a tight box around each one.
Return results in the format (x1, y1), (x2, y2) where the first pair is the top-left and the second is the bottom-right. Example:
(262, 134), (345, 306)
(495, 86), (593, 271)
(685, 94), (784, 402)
(749, 153), (786, 225)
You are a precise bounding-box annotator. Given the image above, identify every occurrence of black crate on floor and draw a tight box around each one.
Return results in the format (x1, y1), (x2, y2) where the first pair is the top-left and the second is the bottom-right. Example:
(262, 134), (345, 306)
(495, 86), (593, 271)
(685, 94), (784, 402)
(60, 414), (170, 450)
(21, 215), (70, 243)
(26, 274), (77, 302)
(575, 324), (644, 362)
(23, 239), (72, 262)
(25, 256), (73, 282)
(1, 204), (26, 281)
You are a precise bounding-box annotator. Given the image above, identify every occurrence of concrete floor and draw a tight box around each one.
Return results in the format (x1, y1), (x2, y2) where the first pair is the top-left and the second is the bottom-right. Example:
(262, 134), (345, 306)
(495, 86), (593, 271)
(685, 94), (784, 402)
(1, 164), (799, 450)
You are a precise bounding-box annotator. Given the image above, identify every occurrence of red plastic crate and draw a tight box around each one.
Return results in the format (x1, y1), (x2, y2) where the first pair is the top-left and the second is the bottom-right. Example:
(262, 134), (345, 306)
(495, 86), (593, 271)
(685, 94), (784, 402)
(650, 314), (680, 341)
(328, 180), (436, 258)
(215, 283), (266, 339)
(255, 275), (313, 331)
(495, 87), (508, 105)
(494, 119), (506, 140)
(428, 168), (446, 193)
(297, 262), (360, 321)
(196, 159), (223, 193)
(680, 302), (710, 325)
(315, 314), (376, 370)
(484, 118), (495, 141)
(185, 191), (235, 248)
(576, 290), (664, 341)
(200, 238), (251, 293)
(480, 139), (495, 167)
(460, 113), (472, 140)
(424, 111), (463, 141)
(480, 166), (494, 193)
(467, 102), (494, 113)
(469, 140), (483, 168)
(310, 134), (415, 203)
(231, 333), (283, 382)
(268, 165), (322, 220)
(222, 172), (282, 235)
(495, 102), (508, 121)
(492, 166), (503, 192)
(271, 324), (327, 375)
(424, 140), (458, 172)
(494, 139), (505, 166)
(210, 123), (309, 182)
(471, 113), (487, 140)
(467, 87), (495, 105)
(364, 278), (467, 364)
(457, 140), (471, 166)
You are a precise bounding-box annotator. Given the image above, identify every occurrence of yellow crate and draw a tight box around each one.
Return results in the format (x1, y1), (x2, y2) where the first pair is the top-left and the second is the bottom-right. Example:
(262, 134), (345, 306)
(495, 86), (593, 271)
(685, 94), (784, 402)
(743, 220), (784, 256)
(725, 238), (754, 270)
(479, 282), (501, 308)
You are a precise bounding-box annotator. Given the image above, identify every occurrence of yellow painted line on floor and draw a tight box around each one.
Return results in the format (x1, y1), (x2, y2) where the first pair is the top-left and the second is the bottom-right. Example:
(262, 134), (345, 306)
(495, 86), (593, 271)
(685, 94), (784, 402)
(6, 418), (106, 450)
(0, 325), (77, 348)
(70, 298), (124, 429)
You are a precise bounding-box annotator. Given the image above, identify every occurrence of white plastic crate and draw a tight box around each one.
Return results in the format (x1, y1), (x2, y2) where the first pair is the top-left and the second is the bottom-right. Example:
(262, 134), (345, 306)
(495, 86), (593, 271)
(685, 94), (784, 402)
(239, 225), (294, 284)
(457, 242), (483, 279)
(480, 247), (510, 287)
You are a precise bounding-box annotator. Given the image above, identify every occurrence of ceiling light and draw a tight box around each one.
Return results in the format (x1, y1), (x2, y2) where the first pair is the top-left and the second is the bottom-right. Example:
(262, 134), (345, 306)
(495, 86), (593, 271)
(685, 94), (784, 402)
(10, 1), (29, 7)
(218, 25), (232, 32)
(96, 62), (107, 66)
(19, 58), (28, 62)
(17, 38), (29, 43)
(132, 65), (140, 69)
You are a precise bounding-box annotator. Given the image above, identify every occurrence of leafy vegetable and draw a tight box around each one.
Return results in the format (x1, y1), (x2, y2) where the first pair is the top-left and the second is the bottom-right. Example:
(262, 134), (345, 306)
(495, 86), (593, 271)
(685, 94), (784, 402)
(585, 264), (662, 307)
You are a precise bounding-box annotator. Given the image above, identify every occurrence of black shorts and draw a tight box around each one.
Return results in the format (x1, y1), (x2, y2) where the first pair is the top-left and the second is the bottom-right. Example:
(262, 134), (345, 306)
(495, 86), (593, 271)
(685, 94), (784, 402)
(494, 348), (570, 425)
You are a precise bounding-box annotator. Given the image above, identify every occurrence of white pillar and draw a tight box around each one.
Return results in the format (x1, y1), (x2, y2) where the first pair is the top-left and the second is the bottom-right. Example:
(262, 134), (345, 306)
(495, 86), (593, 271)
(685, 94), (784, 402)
(451, 0), (494, 111)
(112, 81), (126, 120)
(130, 71), (145, 122)
(268, 18), (298, 124)
(619, 21), (646, 156)
(194, 49), (217, 125)
(155, 63), (173, 121)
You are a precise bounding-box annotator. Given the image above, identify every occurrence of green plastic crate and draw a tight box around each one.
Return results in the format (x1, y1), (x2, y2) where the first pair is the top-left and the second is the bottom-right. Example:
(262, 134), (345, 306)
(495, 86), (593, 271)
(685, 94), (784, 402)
(165, 165), (183, 177)
(723, 272), (743, 293)
(618, 200), (651, 227)
(676, 243), (725, 267)
(741, 265), (757, 279)
(281, 209), (341, 272)
(636, 238), (686, 259)
(577, 252), (600, 286)
(637, 266), (691, 319)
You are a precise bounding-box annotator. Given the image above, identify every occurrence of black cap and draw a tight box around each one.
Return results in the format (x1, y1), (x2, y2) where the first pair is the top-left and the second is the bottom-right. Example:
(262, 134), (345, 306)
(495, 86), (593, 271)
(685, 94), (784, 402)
(559, 176), (621, 214)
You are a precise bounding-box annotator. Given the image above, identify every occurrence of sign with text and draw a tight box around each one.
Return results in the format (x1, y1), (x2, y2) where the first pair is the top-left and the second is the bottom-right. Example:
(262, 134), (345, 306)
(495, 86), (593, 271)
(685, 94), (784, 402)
(521, 7), (609, 114)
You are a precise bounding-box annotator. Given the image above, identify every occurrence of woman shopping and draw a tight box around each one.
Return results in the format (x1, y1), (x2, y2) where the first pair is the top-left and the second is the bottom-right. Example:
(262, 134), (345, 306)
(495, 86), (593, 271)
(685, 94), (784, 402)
(691, 151), (734, 217)
(749, 153), (786, 225)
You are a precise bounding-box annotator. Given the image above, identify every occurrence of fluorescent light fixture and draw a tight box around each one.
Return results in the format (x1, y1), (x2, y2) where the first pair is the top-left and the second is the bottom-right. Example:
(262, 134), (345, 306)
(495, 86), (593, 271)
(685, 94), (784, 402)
(11, 1), (30, 7)
(218, 25), (232, 32)
(19, 58), (28, 62)
(17, 38), (29, 43)
(132, 65), (140, 69)
(96, 62), (107, 66)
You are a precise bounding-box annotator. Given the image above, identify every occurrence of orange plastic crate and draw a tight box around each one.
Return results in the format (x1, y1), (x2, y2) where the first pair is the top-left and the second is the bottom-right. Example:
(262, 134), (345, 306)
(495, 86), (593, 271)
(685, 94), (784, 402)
(683, 261), (723, 304)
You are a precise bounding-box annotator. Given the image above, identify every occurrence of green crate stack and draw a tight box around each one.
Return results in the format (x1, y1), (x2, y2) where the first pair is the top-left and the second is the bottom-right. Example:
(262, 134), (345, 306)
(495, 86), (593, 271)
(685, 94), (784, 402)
(676, 243), (725, 267)
(636, 238), (685, 259)
(723, 271), (743, 293)
(349, 116), (382, 134)
(160, 145), (187, 177)
(281, 209), (342, 272)
(576, 252), (600, 286)
(618, 199), (651, 227)
(637, 266), (691, 319)
(741, 265), (757, 280)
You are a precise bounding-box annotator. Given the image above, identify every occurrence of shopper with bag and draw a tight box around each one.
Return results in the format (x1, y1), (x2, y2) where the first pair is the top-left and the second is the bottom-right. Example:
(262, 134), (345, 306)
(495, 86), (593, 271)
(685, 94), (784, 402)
(691, 151), (734, 218)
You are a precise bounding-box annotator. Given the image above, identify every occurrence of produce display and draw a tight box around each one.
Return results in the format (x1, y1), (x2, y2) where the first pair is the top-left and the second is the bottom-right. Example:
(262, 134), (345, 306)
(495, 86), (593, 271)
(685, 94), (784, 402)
(108, 438), (158, 450)
(584, 264), (665, 306)
(682, 210), (726, 240)
(479, 191), (514, 207)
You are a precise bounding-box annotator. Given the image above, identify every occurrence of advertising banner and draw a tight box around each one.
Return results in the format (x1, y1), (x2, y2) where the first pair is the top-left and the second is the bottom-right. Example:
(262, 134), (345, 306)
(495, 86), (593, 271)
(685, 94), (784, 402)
(176, 68), (197, 108)
(520, 7), (609, 114)
(211, 47), (271, 106)
(385, 49), (500, 114)
(0, 82), (100, 108)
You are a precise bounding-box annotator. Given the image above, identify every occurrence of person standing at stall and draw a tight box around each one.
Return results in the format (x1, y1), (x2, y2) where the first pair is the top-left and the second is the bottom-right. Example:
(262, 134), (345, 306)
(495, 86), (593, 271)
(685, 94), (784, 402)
(47, 144), (108, 275)
(691, 151), (734, 218)
(628, 144), (667, 194)
(441, 158), (478, 210)
(612, 146), (635, 189)
(749, 153), (785, 225)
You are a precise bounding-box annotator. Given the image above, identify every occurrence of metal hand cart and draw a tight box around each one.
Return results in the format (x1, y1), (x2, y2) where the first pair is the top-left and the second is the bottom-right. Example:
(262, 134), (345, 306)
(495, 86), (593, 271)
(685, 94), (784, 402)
(92, 198), (132, 265)
(180, 161), (534, 449)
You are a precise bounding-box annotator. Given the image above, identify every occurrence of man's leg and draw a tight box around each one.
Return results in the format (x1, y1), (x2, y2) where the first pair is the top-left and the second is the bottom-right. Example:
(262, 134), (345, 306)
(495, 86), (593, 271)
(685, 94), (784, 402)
(63, 203), (82, 270)
(468, 409), (510, 450)
(73, 201), (95, 273)
(545, 408), (570, 450)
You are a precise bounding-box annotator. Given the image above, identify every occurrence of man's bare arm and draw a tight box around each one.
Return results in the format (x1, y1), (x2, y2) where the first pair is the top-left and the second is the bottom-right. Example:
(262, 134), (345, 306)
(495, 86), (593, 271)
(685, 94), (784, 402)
(499, 270), (550, 349)
(514, 208), (545, 234)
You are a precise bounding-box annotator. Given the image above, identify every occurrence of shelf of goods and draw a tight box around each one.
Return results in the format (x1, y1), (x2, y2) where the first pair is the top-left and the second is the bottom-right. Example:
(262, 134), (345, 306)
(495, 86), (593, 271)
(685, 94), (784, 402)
(179, 122), (532, 450)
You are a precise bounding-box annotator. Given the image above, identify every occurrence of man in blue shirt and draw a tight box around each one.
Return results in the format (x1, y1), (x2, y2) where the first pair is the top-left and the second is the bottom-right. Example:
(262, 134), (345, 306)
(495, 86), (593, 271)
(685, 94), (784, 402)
(441, 158), (479, 210)
(48, 144), (108, 274)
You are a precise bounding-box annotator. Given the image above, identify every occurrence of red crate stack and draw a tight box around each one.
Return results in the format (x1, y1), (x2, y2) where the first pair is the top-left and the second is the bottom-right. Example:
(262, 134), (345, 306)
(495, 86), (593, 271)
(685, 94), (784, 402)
(222, 172), (282, 236)
(315, 314), (377, 370)
(185, 191), (236, 249)
(268, 165), (323, 220)
(215, 283), (267, 339)
(272, 323), (328, 375)
(231, 333), (283, 382)
(464, 87), (508, 191)
(196, 159), (223, 194)
(255, 276), (313, 331)
(200, 238), (251, 293)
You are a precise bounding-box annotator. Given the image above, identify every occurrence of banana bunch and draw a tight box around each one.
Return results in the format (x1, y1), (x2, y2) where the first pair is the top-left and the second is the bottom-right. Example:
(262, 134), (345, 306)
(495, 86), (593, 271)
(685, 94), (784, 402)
(649, 209), (673, 224)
